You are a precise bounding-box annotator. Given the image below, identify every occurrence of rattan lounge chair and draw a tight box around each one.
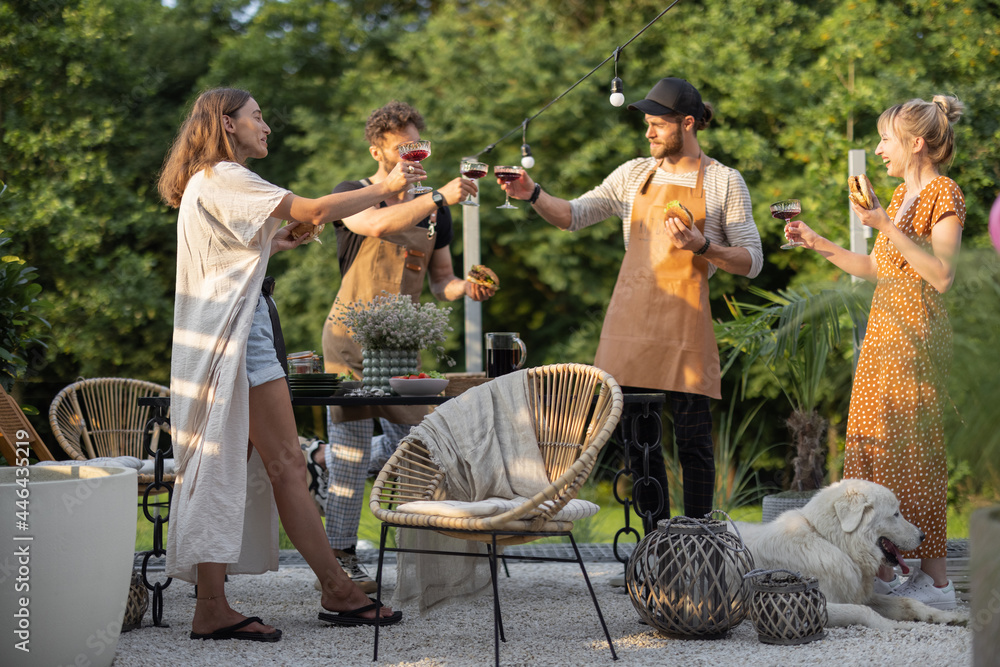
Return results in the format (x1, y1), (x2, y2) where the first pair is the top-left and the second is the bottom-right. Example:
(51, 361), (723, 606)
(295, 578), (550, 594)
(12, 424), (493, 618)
(369, 363), (623, 666)
(0, 384), (56, 464)
(49, 377), (172, 492)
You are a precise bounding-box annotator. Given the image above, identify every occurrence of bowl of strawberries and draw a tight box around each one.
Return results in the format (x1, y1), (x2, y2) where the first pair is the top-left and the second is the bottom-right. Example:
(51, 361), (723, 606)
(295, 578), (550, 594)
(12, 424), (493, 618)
(388, 372), (450, 397)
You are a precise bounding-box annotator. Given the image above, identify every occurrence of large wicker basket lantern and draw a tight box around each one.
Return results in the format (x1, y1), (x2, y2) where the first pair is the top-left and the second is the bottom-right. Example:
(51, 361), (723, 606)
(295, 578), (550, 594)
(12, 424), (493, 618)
(745, 569), (827, 645)
(625, 515), (755, 638)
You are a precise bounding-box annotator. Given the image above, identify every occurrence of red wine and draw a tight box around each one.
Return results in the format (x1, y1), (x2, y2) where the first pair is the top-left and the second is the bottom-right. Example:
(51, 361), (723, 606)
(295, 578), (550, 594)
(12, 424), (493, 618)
(771, 208), (800, 221)
(496, 172), (522, 183)
(400, 149), (429, 162)
(461, 169), (487, 180)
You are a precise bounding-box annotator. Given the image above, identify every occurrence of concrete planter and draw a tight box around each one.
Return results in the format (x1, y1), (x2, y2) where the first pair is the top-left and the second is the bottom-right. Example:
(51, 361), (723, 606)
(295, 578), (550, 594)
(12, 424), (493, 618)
(1, 465), (137, 667)
(971, 505), (1000, 667)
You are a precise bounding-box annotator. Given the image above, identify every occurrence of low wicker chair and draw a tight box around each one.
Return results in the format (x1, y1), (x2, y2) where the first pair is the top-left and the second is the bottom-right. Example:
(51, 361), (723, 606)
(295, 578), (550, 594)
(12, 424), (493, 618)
(369, 363), (623, 666)
(48, 377), (172, 491)
(0, 384), (57, 463)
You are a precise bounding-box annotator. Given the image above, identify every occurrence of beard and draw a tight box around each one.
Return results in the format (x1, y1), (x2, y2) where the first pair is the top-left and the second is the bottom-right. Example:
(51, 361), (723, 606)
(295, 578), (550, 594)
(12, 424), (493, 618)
(649, 131), (684, 160)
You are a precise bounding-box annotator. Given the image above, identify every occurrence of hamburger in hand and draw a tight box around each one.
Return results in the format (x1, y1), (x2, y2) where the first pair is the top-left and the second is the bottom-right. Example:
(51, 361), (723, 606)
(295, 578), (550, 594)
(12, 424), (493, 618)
(663, 200), (694, 228)
(848, 174), (876, 210)
(466, 264), (499, 290)
(289, 222), (326, 244)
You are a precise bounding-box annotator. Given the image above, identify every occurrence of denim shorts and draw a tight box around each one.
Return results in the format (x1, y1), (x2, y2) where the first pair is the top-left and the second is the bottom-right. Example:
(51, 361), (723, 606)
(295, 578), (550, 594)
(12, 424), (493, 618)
(246, 295), (286, 387)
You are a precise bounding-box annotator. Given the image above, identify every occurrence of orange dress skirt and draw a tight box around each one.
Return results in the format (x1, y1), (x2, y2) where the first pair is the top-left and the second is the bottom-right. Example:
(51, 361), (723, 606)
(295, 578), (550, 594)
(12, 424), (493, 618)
(844, 176), (965, 559)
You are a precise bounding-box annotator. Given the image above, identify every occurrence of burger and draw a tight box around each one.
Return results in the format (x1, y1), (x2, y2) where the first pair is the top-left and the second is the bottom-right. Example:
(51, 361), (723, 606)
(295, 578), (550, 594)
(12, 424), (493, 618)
(848, 174), (875, 210)
(663, 200), (694, 228)
(466, 264), (499, 290)
(290, 222), (325, 244)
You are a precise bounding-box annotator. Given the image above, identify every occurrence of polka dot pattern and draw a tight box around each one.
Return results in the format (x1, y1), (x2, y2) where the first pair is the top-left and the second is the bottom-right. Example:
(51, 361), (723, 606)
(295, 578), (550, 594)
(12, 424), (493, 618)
(844, 176), (966, 559)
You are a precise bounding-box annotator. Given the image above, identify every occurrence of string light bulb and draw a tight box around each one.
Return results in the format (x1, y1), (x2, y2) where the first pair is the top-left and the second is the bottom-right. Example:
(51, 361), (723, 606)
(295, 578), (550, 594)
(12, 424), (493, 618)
(520, 120), (535, 168)
(609, 77), (625, 107)
(609, 46), (625, 107)
(520, 143), (535, 169)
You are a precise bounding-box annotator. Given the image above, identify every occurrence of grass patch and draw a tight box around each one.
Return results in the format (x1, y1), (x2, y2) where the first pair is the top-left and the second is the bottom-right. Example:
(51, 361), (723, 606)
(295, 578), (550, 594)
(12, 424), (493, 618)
(134, 484), (986, 552)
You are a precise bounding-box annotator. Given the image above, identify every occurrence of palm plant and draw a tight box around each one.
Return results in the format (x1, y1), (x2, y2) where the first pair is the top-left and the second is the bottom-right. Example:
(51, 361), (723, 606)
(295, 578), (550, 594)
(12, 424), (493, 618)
(715, 284), (869, 491)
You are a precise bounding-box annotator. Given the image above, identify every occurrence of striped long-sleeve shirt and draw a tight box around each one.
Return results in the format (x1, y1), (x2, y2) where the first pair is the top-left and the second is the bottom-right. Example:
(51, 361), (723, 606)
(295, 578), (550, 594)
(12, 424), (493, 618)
(567, 156), (763, 279)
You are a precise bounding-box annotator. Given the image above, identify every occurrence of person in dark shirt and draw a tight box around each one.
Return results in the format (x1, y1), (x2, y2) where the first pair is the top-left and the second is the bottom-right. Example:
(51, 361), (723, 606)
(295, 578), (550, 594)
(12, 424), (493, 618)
(310, 101), (495, 592)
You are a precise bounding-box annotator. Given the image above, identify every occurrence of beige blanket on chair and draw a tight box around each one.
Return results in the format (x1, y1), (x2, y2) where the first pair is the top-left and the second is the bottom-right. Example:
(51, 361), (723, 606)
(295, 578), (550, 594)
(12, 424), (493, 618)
(393, 370), (547, 611)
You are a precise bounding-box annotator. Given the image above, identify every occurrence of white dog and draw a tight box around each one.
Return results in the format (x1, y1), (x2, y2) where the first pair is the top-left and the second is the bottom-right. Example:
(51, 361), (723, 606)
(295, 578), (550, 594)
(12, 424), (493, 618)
(735, 479), (967, 630)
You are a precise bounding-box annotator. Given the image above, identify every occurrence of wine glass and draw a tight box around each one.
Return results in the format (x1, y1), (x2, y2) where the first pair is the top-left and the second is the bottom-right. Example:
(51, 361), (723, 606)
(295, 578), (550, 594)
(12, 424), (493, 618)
(494, 165), (525, 209)
(771, 199), (803, 249)
(459, 159), (488, 207)
(397, 140), (432, 194)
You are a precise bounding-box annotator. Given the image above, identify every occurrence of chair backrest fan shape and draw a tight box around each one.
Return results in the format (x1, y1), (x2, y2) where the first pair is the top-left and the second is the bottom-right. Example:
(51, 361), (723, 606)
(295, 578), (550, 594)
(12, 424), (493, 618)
(529, 367), (606, 482)
(50, 378), (169, 462)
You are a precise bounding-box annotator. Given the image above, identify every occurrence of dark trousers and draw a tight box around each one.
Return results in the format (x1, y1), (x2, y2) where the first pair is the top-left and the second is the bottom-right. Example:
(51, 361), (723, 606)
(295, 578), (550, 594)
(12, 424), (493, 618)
(623, 387), (715, 534)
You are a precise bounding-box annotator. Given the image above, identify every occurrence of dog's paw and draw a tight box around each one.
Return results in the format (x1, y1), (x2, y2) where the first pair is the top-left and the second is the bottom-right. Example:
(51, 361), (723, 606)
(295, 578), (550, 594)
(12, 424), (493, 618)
(940, 609), (968, 627)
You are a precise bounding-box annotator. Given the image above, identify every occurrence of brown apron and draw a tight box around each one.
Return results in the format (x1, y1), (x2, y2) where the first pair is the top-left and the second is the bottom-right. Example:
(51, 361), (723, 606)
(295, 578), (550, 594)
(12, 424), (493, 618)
(323, 212), (436, 423)
(593, 153), (721, 399)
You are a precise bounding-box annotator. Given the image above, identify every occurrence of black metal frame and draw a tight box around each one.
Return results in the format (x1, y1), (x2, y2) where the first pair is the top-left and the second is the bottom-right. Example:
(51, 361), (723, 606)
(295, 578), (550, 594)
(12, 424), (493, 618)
(371, 523), (618, 666)
(611, 393), (666, 563)
(137, 396), (173, 626)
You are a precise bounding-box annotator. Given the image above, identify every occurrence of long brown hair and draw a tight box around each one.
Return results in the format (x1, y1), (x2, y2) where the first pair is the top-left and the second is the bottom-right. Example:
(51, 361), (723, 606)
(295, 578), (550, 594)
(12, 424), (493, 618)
(157, 88), (252, 208)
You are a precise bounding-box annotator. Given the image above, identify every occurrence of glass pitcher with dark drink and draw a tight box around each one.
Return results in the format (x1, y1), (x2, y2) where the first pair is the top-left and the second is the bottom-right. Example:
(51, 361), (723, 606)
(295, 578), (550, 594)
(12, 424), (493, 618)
(485, 332), (527, 378)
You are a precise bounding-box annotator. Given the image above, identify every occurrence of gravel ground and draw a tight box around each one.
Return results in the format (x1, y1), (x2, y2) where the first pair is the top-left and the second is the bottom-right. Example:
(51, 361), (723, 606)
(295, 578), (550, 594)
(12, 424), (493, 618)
(113, 561), (971, 666)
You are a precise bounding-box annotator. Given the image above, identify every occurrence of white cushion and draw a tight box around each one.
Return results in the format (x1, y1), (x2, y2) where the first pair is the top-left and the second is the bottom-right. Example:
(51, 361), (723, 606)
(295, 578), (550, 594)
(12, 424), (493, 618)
(138, 458), (175, 476)
(395, 496), (600, 521)
(395, 499), (501, 517)
(485, 496), (600, 522)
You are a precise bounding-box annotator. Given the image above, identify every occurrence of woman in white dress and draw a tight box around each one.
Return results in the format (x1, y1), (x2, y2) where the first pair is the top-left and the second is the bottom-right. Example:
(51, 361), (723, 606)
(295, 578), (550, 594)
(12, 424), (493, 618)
(157, 88), (426, 641)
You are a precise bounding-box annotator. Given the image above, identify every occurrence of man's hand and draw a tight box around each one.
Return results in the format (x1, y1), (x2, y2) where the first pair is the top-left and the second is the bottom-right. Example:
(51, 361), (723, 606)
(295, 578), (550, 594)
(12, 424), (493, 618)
(384, 160), (426, 194)
(497, 170), (535, 201)
(662, 215), (707, 252)
(463, 279), (496, 301)
(271, 222), (313, 255)
(438, 176), (478, 205)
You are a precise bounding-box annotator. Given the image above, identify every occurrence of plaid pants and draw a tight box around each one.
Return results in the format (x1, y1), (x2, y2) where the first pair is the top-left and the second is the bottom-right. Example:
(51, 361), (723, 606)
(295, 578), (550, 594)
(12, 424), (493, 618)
(624, 388), (715, 533)
(323, 416), (413, 550)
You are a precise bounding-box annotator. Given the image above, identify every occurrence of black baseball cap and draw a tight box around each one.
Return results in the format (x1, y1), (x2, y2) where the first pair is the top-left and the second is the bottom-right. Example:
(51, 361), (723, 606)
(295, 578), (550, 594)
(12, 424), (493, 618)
(628, 77), (705, 120)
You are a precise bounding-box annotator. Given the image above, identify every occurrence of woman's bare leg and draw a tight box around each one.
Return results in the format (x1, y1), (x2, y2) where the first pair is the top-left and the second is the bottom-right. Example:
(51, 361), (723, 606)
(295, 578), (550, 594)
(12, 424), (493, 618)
(248, 378), (393, 617)
(922, 556), (949, 587)
(191, 562), (277, 635)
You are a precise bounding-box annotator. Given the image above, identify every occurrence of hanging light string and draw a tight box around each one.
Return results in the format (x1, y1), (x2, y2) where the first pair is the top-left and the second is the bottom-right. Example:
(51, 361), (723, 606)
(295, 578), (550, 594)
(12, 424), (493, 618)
(474, 0), (682, 159)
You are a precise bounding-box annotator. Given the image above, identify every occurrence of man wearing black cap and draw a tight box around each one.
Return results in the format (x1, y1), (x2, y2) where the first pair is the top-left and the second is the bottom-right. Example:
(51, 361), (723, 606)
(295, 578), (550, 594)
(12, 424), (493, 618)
(500, 77), (762, 534)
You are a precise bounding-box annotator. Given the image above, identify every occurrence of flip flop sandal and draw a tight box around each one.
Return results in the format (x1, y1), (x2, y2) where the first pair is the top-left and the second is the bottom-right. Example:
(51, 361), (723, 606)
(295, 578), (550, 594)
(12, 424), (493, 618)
(190, 616), (282, 642)
(318, 598), (403, 627)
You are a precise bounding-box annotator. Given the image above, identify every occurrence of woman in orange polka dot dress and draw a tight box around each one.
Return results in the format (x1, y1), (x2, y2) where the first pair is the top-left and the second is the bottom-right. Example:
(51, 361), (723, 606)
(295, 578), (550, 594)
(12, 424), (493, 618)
(785, 95), (966, 611)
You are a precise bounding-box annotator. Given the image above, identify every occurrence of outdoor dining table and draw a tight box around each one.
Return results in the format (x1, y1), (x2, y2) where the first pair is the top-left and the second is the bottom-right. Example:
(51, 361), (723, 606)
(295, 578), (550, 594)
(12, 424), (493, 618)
(133, 389), (666, 626)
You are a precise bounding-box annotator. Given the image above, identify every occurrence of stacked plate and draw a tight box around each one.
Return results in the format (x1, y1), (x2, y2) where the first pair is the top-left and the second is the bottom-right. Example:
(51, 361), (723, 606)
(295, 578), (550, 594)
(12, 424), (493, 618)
(287, 373), (341, 397)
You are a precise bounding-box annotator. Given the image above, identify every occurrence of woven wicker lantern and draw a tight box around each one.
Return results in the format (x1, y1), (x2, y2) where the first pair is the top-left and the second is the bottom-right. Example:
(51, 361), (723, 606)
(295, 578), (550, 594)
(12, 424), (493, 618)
(121, 570), (149, 632)
(745, 569), (827, 645)
(625, 515), (755, 638)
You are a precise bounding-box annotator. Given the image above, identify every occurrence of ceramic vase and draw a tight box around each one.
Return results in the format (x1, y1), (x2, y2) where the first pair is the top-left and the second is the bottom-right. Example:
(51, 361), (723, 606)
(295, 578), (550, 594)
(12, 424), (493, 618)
(361, 348), (419, 394)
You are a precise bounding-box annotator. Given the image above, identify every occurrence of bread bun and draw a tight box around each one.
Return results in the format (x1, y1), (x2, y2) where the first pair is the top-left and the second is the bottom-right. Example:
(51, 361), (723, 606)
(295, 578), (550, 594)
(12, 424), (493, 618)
(848, 174), (875, 210)
(466, 264), (499, 290)
(664, 200), (694, 228)
(290, 222), (325, 244)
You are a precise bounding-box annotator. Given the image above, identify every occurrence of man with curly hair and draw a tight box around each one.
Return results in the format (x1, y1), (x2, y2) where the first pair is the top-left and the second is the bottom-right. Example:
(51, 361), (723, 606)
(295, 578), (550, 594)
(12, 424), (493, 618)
(306, 101), (496, 592)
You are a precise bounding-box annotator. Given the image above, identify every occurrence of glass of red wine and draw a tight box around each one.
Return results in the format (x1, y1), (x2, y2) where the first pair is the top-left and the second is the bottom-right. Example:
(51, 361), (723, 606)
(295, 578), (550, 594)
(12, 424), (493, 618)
(397, 140), (432, 194)
(459, 159), (488, 207)
(771, 199), (803, 249)
(494, 165), (524, 209)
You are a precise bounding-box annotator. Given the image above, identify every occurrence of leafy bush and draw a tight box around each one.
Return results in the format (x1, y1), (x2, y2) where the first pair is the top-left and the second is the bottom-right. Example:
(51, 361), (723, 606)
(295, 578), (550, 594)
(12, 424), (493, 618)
(0, 186), (51, 391)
